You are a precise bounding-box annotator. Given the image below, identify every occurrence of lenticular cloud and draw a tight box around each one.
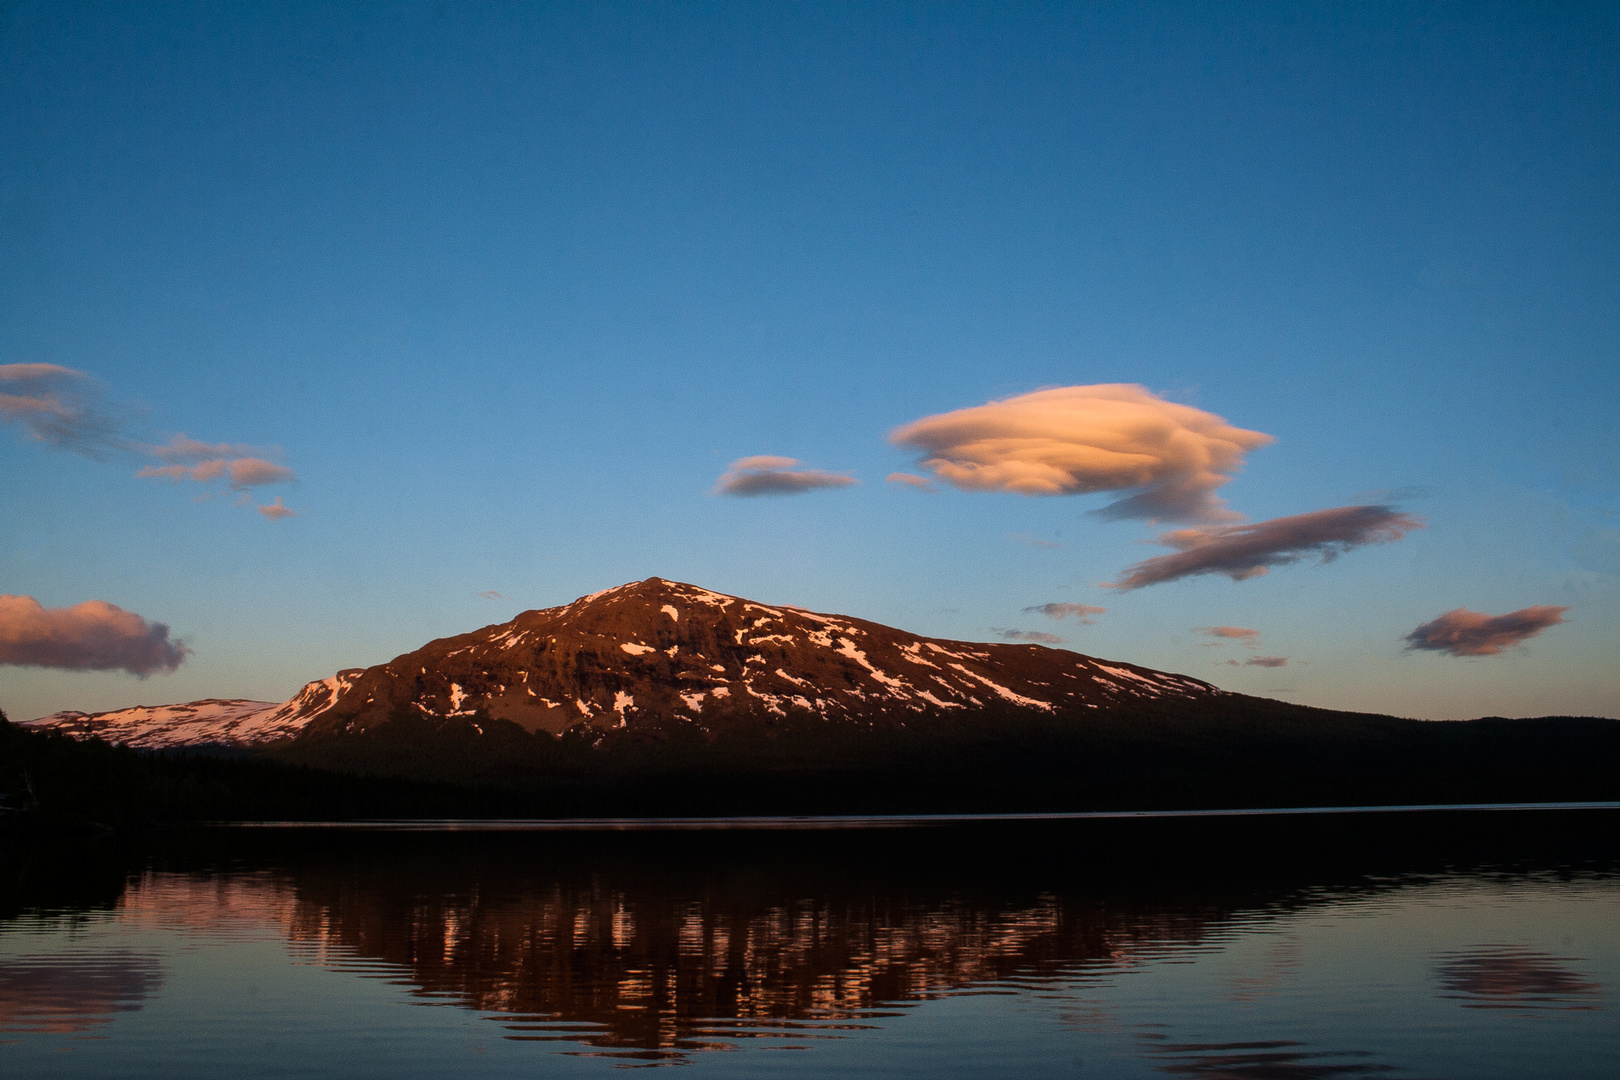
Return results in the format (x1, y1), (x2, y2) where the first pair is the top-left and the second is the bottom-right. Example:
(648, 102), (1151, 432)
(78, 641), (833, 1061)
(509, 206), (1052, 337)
(998, 629), (1065, 644)
(1404, 606), (1569, 657)
(1106, 505), (1423, 589)
(1195, 625), (1261, 642)
(889, 384), (1273, 523)
(1023, 603), (1106, 623)
(712, 456), (858, 497)
(0, 595), (190, 677)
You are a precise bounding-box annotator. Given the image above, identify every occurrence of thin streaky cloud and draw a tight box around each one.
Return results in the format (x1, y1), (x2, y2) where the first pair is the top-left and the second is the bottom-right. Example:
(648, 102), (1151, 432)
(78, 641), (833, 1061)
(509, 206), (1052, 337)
(476, 590), (505, 600)
(0, 594), (190, 677)
(226, 458), (297, 488)
(145, 433), (265, 463)
(885, 471), (938, 492)
(0, 363), (127, 459)
(1106, 505), (1423, 589)
(889, 384), (1273, 523)
(1, 371), (298, 513)
(1404, 606), (1569, 657)
(711, 456), (858, 497)
(995, 628), (1065, 644)
(1196, 625), (1260, 642)
(137, 456), (297, 490)
(1023, 602), (1105, 623)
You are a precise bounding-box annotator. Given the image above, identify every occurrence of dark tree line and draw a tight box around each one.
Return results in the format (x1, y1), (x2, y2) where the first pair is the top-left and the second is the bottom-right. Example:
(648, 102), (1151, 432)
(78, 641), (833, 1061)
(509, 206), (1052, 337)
(3, 697), (1618, 830)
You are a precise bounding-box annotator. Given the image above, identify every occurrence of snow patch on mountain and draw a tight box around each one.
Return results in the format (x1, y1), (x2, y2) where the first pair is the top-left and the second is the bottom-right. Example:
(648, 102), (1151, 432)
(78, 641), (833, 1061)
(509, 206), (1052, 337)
(25, 577), (1221, 749)
(23, 699), (292, 749)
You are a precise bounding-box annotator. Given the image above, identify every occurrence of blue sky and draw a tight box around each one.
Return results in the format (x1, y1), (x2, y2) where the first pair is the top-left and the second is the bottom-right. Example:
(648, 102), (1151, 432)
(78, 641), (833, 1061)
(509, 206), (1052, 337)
(3, 1), (1617, 722)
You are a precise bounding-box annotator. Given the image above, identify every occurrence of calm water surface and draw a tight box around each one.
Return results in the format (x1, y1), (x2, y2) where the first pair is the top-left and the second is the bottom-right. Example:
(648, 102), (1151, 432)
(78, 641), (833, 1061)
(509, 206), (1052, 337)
(2, 811), (1616, 1077)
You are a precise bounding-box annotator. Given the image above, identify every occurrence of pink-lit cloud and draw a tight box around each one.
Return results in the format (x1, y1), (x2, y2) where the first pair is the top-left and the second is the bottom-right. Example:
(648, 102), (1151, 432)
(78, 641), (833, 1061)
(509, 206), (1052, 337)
(712, 456), (858, 496)
(1196, 625), (1260, 643)
(0, 595), (190, 677)
(256, 497), (297, 520)
(1023, 603), (1106, 623)
(1106, 505), (1423, 589)
(145, 434), (262, 463)
(889, 384), (1273, 523)
(0, 363), (126, 459)
(135, 438), (296, 490)
(886, 471), (938, 492)
(226, 458), (296, 488)
(1404, 605), (1569, 657)
(1, 370), (297, 515)
(997, 629), (1065, 644)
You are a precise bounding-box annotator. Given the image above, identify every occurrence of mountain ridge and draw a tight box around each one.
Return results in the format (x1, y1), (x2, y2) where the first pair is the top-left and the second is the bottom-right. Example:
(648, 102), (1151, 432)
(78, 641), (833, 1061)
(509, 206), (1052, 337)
(25, 577), (1218, 749)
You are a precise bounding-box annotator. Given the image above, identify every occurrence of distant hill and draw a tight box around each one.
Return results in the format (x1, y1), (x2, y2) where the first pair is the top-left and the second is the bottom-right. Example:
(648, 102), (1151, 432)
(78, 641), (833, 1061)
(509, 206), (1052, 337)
(25, 698), (293, 749)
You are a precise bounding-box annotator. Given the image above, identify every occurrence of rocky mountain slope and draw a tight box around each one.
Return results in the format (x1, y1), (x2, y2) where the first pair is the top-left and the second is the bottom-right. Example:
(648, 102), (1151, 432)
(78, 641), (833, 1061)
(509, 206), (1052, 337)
(23, 698), (300, 749)
(282, 578), (1217, 740)
(24, 578), (1218, 749)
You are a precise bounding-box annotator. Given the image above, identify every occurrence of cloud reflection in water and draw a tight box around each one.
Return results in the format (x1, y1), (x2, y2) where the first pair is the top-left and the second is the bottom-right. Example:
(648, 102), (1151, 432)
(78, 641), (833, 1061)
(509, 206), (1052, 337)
(0, 951), (164, 1035)
(1434, 946), (1603, 1012)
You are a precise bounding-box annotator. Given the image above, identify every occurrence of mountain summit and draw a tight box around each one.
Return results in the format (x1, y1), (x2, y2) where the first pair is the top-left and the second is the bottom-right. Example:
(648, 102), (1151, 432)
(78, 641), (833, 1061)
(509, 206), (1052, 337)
(281, 578), (1215, 738)
(26, 578), (1217, 749)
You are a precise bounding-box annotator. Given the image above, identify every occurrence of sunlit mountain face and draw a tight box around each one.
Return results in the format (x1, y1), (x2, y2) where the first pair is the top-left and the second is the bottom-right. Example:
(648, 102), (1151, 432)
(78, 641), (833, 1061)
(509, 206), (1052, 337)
(25, 578), (1215, 749)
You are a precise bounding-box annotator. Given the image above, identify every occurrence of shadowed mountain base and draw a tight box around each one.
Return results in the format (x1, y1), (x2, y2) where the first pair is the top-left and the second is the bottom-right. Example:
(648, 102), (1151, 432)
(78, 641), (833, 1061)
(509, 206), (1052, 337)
(5, 697), (1618, 825)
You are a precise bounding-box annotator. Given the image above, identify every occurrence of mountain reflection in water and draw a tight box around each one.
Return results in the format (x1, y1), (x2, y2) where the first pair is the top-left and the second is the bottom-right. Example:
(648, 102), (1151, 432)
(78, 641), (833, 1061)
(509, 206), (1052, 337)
(2, 813), (1617, 1072)
(261, 836), (1238, 1060)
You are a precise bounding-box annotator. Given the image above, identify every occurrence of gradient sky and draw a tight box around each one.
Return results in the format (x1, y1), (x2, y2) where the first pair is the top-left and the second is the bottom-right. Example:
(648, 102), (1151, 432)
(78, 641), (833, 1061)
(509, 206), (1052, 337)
(3, 1), (1617, 723)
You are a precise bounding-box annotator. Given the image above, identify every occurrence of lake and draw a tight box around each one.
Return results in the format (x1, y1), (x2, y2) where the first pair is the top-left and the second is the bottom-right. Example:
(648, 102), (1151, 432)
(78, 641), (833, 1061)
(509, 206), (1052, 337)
(3, 808), (1617, 1077)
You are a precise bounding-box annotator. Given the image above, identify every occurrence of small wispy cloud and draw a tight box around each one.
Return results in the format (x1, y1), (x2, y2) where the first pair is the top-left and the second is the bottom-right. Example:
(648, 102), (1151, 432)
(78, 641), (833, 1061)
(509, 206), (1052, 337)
(885, 471), (938, 492)
(1023, 602), (1105, 624)
(137, 457), (296, 489)
(476, 590), (505, 600)
(0, 594), (190, 677)
(146, 434), (261, 462)
(1, 367), (298, 518)
(995, 628), (1065, 644)
(889, 384), (1273, 523)
(1106, 505), (1423, 589)
(1404, 606), (1569, 657)
(712, 456), (858, 497)
(1196, 625), (1260, 641)
(1223, 655), (1289, 668)
(1195, 625), (1260, 647)
(0, 363), (127, 459)
(257, 497), (297, 520)
(135, 434), (296, 490)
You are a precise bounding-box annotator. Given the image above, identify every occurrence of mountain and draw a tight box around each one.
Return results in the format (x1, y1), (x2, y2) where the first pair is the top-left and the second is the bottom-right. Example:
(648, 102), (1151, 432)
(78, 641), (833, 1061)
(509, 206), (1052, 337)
(23, 698), (303, 750)
(23, 578), (1217, 749)
(275, 577), (1216, 739)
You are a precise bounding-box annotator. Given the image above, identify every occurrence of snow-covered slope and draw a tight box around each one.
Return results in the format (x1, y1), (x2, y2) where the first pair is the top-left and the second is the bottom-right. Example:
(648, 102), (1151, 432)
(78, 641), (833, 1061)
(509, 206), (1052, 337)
(281, 577), (1218, 739)
(22, 698), (299, 749)
(24, 578), (1221, 749)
